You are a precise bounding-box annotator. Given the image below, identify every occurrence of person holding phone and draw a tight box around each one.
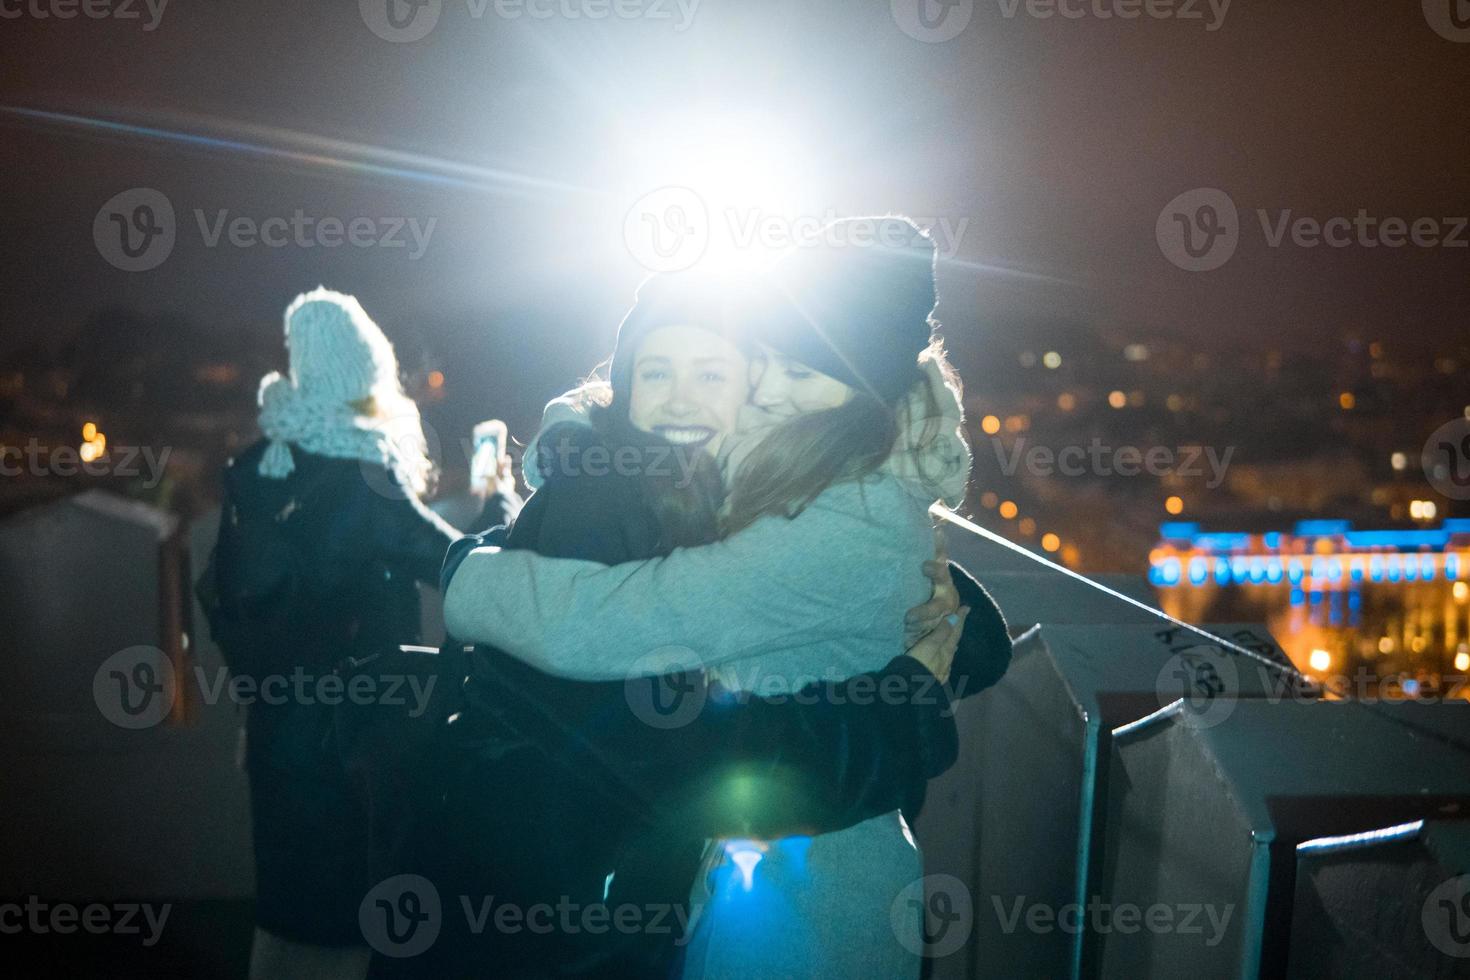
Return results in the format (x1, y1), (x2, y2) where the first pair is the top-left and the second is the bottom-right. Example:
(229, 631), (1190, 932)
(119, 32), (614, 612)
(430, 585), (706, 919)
(199, 289), (519, 980)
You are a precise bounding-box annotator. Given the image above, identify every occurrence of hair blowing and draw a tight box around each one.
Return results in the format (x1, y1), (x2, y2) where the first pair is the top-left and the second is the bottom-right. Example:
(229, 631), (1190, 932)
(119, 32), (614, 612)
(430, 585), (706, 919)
(722, 339), (959, 536)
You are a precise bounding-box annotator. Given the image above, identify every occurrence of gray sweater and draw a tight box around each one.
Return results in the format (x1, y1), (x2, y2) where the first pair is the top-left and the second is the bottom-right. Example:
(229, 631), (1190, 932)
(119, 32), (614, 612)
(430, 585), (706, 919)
(442, 472), (933, 689)
(443, 470), (937, 978)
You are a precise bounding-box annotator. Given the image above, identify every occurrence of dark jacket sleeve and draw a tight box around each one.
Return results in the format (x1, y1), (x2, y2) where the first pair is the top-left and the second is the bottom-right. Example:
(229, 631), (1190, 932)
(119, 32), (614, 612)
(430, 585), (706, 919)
(632, 656), (957, 839)
(445, 444), (958, 839)
(367, 473), (465, 587)
(947, 560), (1012, 698)
(470, 489), (521, 534)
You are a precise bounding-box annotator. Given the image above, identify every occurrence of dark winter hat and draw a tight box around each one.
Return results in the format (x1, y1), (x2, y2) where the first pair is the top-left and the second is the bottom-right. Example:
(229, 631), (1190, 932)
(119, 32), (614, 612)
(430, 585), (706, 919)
(753, 215), (937, 404)
(608, 268), (757, 401)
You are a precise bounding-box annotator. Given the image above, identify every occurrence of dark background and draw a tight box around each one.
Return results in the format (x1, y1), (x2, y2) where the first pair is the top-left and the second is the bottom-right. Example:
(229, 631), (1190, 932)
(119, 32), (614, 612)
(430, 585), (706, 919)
(1, 0), (1467, 564)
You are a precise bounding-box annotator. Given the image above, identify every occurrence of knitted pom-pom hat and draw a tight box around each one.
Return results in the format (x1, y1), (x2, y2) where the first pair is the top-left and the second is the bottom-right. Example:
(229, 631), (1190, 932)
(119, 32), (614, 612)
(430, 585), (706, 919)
(283, 287), (398, 401)
(255, 288), (426, 485)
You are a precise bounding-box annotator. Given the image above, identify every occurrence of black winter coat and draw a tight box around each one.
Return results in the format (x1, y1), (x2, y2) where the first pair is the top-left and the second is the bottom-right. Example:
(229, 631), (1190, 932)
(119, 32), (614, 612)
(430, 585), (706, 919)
(206, 440), (512, 945)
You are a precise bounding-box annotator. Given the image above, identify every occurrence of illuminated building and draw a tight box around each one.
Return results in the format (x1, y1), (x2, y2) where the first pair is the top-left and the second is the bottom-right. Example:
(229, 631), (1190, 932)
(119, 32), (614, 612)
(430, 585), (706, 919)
(1149, 518), (1470, 697)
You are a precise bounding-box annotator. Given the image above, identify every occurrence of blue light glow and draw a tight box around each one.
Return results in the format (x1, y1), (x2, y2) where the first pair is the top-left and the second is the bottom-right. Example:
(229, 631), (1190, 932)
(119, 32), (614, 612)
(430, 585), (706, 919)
(1294, 520), (1351, 536)
(1159, 559), (1181, 586)
(1151, 519), (1468, 593)
(1195, 533), (1251, 551)
(1345, 530), (1450, 548)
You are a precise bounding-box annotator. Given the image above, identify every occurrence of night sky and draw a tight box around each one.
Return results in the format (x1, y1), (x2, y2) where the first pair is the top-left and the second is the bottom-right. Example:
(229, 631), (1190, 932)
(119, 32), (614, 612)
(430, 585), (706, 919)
(3, 0), (1467, 438)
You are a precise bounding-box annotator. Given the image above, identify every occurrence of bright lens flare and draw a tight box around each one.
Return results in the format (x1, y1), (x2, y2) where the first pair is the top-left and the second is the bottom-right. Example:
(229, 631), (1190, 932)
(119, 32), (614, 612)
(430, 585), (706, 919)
(623, 113), (811, 276)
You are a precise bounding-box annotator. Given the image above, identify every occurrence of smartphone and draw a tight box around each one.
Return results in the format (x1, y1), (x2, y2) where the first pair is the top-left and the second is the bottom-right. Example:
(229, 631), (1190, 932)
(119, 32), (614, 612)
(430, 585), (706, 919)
(470, 419), (507, 488)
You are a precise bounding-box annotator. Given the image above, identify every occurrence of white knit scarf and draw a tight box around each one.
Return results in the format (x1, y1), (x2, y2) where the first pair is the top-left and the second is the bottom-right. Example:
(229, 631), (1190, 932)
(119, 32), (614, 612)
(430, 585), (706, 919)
(255, 371), (431, 495)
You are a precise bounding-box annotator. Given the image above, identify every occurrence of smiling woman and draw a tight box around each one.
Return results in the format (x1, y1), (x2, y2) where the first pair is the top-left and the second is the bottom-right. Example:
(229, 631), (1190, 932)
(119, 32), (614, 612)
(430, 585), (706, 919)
(626, 323), (749, 457)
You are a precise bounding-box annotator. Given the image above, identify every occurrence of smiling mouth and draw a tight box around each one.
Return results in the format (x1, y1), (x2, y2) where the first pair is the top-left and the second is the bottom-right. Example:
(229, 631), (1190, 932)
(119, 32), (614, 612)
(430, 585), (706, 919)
(654, 426), (716, 448)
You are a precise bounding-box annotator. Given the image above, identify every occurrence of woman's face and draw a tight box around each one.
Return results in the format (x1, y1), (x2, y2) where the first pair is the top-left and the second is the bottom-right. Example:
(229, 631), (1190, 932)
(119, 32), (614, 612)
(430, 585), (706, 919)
(747, 344), (854, 421)
(627, 324), (749, 456)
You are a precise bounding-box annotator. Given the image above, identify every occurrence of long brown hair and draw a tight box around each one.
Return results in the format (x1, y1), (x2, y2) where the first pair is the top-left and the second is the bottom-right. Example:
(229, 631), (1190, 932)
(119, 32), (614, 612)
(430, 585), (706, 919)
(559, 358), (726, 552)
(722, 338), (958, 535)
